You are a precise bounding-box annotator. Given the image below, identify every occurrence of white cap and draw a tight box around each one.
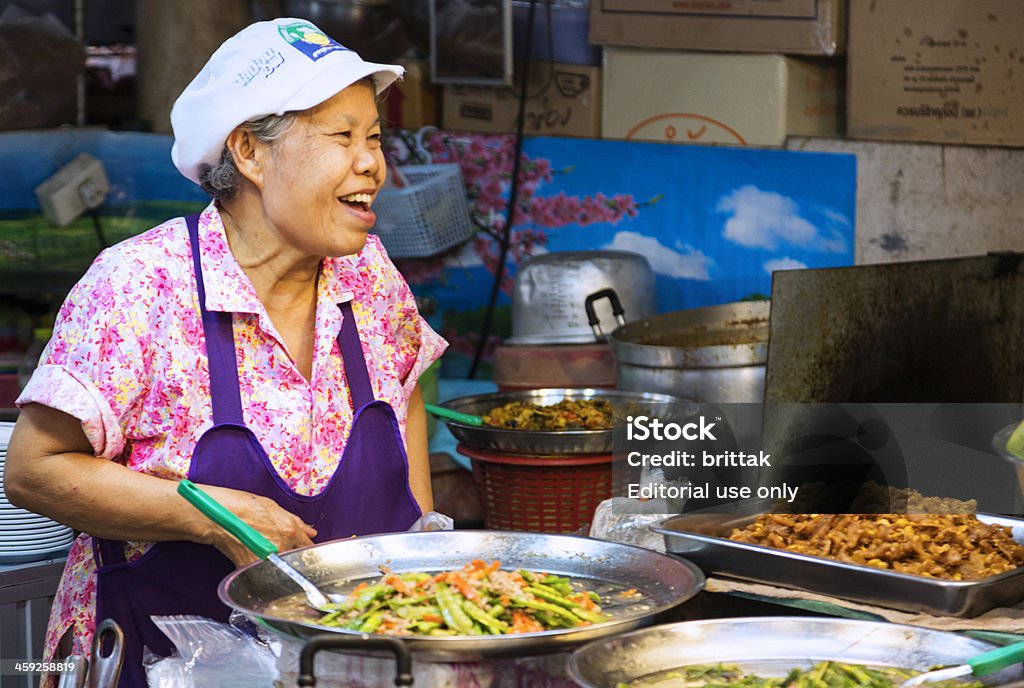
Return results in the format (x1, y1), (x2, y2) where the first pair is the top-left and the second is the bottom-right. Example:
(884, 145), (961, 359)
(170, 18), (404, 184)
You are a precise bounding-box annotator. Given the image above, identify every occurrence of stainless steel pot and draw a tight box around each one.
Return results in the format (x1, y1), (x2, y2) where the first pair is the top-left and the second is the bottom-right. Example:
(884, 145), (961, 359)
(567, 617), (1024, 687)
(612, 300), (770, 403)
(508, 251), (656, 345)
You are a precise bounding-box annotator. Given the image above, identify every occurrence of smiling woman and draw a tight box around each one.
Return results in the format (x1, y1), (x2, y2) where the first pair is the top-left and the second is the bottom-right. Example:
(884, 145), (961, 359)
(3, 17), (447, 688)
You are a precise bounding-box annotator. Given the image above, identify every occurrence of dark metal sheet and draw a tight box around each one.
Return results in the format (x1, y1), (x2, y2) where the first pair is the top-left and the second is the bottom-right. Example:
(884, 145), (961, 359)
(765, 253), (1024, 404)
(762, 254), (1024, 511)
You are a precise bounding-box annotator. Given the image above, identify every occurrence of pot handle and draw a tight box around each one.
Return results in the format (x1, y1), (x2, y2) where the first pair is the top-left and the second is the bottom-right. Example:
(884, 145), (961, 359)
(87, 619), (124, 688)
(297, 634), (413, 687)
(584, 288), (627, 340)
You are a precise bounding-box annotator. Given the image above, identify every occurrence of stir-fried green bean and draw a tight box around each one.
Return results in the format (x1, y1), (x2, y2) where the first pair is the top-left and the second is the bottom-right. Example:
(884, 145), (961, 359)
(616, 661), (986, 688)
(314, 559), (611, 636)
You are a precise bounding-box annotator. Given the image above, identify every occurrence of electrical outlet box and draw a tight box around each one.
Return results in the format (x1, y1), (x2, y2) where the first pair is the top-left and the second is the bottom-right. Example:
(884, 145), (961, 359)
(34, 153), (110, 227)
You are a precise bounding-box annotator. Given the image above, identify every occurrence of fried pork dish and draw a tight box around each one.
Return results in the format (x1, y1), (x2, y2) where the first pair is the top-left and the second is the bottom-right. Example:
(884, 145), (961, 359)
(483, 399), (613, 431)
(730, 513), (1024, 580)
(314, 559), (611, 636)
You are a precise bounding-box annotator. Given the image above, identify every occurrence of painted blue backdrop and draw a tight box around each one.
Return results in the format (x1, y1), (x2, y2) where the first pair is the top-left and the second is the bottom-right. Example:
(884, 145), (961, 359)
(0, 129), (857, 374)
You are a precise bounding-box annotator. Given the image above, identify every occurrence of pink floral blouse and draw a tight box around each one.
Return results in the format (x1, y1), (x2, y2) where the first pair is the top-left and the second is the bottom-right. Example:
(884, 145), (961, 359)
(16, 203), (447, 661)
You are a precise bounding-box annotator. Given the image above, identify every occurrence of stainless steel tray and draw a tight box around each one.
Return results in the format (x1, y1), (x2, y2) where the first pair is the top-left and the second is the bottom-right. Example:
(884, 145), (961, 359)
(568, 617), (1024, 687)
(440, 388), (698, 455)
(652, 507), (1024, 617)
(219, 530), (704, 662)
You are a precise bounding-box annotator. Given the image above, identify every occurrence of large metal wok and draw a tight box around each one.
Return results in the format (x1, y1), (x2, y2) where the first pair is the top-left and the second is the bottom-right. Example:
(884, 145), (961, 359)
(438, 388), (699, 455)
(219, 530), (704, 662)
(568, 617), (1024, 687)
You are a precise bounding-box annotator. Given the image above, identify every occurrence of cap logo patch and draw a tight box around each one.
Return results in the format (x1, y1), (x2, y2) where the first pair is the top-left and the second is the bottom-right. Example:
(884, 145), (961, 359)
(234, 48), (285, 87)
(278, 22), (349, 61)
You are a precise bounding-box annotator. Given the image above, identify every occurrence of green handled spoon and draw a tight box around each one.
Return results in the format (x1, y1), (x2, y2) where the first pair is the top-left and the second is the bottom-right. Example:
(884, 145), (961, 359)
(423, 402), (484, 426)
(901, 640), (1024, 686)
(177, 479), (344, 612)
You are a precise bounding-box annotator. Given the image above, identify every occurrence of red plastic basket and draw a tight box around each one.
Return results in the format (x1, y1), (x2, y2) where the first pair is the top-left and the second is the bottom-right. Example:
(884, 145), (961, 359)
(456, 444), (614, 534)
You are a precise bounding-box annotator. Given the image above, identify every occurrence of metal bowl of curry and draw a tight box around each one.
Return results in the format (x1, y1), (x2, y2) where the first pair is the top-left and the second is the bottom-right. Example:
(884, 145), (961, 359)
(437, 388), (699, 456)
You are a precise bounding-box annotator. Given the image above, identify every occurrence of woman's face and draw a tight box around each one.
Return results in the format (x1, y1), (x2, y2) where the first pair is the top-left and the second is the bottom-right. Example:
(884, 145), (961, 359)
(255, 81), (386, 258)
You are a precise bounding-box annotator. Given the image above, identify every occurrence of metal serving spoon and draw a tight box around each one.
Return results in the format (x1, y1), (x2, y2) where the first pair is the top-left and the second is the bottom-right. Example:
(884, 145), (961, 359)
(177, 479), (345, 613)
(901, 640), (1024, 686)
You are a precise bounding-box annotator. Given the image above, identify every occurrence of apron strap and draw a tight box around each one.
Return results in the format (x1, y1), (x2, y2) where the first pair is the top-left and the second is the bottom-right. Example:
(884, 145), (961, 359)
(186, 213), (244, 425)
(338, 301), (375, 407)
(94, 534), (126, 566)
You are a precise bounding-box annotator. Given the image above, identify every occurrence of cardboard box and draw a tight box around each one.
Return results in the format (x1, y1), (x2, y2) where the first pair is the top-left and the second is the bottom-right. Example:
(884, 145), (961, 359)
(590, 0), (846, 56)
(442, 61), (601, 138)
(848, 1), (1024, 147)
(602, 48), (842, 147)
(382, 60), (441, 131)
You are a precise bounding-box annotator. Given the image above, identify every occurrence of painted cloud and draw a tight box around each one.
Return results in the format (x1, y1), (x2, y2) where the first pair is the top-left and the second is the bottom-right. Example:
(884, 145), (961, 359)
(604, 231), (713, 281)
(717, 185), (849, 254)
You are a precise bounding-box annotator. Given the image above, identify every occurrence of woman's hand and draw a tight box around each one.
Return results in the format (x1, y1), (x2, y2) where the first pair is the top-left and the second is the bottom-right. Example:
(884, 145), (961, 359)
(7, 404), (315, 567)
(187, 484), (318, 567)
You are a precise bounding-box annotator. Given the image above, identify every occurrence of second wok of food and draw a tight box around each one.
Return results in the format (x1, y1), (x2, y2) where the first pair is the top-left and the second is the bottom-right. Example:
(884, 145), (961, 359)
(481, 398), (615, 431)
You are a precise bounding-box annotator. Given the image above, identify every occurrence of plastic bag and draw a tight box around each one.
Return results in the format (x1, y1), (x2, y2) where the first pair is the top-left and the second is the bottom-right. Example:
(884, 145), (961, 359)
(144, 615), (278, 688)
(408, 510), (454, 532)
(588, 468), (689, 552)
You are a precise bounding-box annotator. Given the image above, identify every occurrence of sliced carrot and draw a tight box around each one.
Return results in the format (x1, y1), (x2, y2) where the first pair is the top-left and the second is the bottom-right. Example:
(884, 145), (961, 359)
(384, 575), (409, 595)
(569, 592), (599, 611)
(511, 610), (544, 633)
(448, 572), (479, 601)
(422, 613), (443, 624)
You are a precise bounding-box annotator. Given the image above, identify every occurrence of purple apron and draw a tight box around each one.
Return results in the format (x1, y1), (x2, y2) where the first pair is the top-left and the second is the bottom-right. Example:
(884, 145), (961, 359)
(91, 213), (422, 687)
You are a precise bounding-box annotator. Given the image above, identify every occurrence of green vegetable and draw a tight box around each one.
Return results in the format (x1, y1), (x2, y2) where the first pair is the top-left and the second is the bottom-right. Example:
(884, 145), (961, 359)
(615, 661), (986, 688)
(342, 584), (386, 613)
(524, 584), (609, 624)
(436, 583), (475, 634)
(394, 604), (440, 620)
(358, 612), (384, 633)
(462, 599), (509, 634)
(511, 596), (581, 625)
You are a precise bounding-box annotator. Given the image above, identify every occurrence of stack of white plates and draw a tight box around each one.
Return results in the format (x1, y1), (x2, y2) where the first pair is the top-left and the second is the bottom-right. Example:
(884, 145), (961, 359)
(0, 421), (75, 564)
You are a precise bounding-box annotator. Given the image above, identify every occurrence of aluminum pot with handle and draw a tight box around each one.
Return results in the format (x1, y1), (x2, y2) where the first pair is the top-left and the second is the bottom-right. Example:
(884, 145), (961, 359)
(612, 300), (770, 403)
(507, 251), (656, 345)
(88, 619), (124, 688)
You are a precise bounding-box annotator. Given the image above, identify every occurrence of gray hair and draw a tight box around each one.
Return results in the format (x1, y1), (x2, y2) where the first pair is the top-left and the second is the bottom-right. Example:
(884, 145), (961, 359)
(198, 113), (297, 200)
